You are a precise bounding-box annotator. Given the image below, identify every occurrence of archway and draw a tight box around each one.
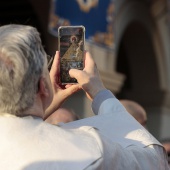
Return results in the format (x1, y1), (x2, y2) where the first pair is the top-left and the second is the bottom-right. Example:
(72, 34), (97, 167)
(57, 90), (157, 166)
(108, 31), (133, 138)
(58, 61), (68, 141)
(116, 21), (166, 138)
(116, 21), (165, 106)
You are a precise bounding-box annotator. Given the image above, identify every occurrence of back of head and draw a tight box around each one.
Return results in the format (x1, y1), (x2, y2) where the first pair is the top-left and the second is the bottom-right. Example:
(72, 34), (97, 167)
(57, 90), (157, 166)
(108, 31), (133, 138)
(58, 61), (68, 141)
(0, 24), (46, 116)
(120, 99), (147, 127)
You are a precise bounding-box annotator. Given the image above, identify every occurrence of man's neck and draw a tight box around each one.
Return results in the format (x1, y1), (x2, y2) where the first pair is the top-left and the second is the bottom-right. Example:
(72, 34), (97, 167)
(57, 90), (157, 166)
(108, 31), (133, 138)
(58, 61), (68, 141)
(22, 96), (45, 119)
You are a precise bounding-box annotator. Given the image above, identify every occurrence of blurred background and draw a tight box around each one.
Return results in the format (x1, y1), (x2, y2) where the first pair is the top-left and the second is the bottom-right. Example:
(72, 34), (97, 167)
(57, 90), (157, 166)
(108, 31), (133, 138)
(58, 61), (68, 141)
(0, 0), (170, 141)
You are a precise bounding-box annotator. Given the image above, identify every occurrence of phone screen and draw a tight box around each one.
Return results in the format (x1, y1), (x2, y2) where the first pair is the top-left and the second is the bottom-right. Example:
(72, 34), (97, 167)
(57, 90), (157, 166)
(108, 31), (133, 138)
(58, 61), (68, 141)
(58, 26), (85, 84)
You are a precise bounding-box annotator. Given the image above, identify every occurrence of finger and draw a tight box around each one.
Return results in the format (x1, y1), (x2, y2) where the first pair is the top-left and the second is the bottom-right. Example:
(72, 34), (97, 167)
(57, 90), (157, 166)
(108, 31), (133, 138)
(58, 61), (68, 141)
(69, 69), (84, 80)
(50, 51), (60, 83)
(84, 51), (95, 71)
(65, 84), (73, 88)
(63, 84), (81, 98)
(50, 51), (59, 75)
(65, 84), (81, 89)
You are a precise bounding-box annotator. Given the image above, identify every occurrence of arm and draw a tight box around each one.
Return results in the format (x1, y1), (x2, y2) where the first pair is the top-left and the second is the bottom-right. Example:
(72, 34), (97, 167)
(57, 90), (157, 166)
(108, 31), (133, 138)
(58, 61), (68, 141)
(44, 51), (105, 120)
(59, 51), (169, 169)
(51, 51), (161, 149)
(44, 51), (81, 120)
(69, 51), (106, 101)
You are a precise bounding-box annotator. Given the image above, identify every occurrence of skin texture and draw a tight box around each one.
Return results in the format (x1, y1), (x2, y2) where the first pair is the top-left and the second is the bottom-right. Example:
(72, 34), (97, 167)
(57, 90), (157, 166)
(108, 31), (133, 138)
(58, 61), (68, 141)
(120, 100), (147, 127)
(163, 142), (170, 153)
(44, 51), (106, 120)
(45, 108), (79, 125)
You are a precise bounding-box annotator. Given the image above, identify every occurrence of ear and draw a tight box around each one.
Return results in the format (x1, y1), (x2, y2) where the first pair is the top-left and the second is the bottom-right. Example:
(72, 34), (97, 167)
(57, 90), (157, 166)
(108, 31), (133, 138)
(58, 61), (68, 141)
(38, 77), (49, 97)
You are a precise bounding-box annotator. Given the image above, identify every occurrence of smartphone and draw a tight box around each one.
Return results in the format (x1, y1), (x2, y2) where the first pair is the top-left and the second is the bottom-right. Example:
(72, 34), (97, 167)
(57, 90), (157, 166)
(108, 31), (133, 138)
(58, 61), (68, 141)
(58, 25), (85, 84)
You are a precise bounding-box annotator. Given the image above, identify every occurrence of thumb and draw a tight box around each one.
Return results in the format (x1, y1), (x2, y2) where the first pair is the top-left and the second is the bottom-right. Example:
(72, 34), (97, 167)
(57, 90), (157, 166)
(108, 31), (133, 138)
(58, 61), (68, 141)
(69, 69), (83, 80)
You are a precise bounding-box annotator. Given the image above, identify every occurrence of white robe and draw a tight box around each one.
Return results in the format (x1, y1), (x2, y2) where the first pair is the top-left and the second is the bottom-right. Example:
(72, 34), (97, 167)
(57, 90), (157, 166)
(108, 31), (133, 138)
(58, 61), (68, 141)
(0, 90), (169, 170)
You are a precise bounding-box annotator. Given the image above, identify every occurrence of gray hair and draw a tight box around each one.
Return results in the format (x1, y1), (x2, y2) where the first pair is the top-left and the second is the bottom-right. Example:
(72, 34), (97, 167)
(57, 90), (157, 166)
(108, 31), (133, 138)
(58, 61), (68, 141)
(0, 24), (46, 115)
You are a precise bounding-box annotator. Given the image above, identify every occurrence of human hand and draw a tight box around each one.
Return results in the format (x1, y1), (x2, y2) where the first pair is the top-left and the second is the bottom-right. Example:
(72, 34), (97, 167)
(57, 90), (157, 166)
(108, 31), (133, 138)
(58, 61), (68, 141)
(69, 51), (106, 101)
(44, 51), (81, 120)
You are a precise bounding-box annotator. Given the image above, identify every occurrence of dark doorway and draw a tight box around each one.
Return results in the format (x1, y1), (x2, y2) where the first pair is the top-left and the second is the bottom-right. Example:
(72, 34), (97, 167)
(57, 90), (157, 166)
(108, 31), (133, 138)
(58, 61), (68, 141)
(116, 21), (164, 106)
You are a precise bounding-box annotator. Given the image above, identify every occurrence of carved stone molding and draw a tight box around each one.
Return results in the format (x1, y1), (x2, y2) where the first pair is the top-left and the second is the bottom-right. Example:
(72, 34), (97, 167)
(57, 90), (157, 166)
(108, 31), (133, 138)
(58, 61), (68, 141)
(99, 70), (125, 93)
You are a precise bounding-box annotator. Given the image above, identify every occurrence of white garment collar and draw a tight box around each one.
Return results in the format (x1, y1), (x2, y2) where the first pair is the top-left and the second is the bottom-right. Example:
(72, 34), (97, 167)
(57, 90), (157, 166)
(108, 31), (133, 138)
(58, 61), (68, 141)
(0, 113), (41, 120)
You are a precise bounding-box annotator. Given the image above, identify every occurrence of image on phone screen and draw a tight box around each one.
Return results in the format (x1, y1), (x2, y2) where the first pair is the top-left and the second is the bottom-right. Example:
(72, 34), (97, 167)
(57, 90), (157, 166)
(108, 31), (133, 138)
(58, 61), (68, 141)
(58, 26), (85, 84)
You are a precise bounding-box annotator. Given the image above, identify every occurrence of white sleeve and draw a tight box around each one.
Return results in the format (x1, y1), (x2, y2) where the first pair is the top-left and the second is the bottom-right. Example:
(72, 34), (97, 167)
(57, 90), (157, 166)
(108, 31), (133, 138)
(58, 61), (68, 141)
(91, 90), (169, 169)
(63, 90), (169, 169)
(84, 137), (169, 170)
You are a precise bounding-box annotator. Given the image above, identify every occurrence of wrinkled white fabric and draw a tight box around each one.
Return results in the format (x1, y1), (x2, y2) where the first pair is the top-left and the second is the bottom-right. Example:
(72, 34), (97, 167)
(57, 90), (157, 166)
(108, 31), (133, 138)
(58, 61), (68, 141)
(0, 90), (169, 170)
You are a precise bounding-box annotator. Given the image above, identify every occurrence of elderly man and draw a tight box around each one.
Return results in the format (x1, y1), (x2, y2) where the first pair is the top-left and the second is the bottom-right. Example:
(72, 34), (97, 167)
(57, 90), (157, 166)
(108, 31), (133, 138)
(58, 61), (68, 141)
(0, 24), (169, 170)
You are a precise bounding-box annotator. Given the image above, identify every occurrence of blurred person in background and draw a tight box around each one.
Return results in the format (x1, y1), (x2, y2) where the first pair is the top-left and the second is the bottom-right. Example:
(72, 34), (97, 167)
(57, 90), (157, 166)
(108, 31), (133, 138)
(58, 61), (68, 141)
(161, 138), (170, 166)
(120, 99), (147, 128)
(45, 107), (79, 125)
